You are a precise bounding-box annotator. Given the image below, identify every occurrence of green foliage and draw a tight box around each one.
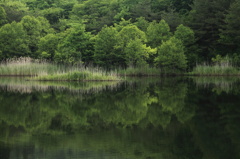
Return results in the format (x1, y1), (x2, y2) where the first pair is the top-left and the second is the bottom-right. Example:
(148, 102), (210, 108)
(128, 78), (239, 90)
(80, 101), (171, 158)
(33, 70), (121, 81)
(211, 55), (232, 66)
(170, 0), (193, 13)
(174, 24), (197, 68)
(174, 24), (195, 46)
(0, 6), (7, 26)
(146, 20), (172, 48)
(38, 33), (59, 60)
(40, 7), (64, 24)
(116, 25), (151, 67)
(155, 37), (187, 70)
(220, 0), (240, 53)
(93, 26), (120, 68)
(0, 0), (239, 71)
(1, 1), (29, 22)
(117, 25), (146, 44)
(0, 22), (29, 59)
(20, 15), (53, 57)
(55, 24), (93, 64)
(72, 0), (118, 33)
(187, 0), (233, 59)
(161, 9), (183, 31)
(124, 39), (155, 67)
(134, 17), (149, 32)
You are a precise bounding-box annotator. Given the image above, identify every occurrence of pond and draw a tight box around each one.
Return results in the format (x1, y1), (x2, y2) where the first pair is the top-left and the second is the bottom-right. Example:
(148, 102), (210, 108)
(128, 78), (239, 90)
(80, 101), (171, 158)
(0, 77), (239, 159)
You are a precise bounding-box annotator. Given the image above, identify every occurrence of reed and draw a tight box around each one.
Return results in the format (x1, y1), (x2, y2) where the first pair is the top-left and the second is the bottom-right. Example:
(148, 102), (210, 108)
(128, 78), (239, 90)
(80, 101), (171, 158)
(0, 57), (121, 81)
(117, 66), (183, 76)
(0, 57), (66, 76)
(31, 70), (121, 81)
(189, 63), (240, 76)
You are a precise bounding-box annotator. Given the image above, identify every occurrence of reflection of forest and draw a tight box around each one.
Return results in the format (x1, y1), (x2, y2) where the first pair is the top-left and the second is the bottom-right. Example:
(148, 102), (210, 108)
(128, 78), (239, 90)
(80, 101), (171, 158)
(0, 77), (239, 159)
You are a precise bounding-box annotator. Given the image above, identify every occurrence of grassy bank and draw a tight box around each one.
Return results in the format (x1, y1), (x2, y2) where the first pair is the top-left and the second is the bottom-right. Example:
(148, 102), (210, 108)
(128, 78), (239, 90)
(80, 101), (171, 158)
(117, 66), (184, 76)
(189, 63), (240, 76)
(0, 58), (120, 81)
(2, 58), (240, 79)
(0, 57), (67, 76)
(31, 70), (120, 81)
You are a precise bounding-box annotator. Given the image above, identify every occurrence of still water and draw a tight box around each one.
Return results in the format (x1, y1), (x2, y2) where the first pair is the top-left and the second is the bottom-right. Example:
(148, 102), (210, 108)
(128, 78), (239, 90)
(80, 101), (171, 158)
(0, 77), (239, 159)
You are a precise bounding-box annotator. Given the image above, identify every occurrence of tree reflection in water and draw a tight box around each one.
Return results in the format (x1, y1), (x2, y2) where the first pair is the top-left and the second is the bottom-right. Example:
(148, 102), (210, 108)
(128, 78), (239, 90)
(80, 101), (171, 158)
(0, 77), (239, 159)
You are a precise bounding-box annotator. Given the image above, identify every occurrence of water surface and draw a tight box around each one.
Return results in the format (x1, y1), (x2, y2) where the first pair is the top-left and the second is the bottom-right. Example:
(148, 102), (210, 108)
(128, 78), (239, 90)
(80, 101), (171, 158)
(0, 77), (239, 159)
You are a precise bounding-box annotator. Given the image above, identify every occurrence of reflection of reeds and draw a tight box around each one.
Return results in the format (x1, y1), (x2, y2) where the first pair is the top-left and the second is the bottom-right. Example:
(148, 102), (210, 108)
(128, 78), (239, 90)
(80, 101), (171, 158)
(0, 77), (122, 94)
(192, 76), (240, 93)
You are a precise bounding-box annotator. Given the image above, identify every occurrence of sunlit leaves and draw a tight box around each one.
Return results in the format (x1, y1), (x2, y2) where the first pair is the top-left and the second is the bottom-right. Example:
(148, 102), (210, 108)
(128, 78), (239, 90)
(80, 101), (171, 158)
(155, 37), (187, 70)
(146, 20), (172, 48)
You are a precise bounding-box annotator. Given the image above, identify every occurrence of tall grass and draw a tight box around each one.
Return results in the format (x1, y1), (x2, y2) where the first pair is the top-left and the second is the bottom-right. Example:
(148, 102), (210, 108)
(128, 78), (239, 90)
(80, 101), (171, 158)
(32, 69), (121, 81)
(0, 57), (121, 81)
(0, 57), (67, 76)
(189, 63), (240, 76)
(117, 65), (183, 76)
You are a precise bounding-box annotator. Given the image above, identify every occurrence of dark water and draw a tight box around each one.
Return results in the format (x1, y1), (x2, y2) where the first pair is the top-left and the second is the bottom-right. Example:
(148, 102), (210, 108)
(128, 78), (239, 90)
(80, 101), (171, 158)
(0, 77), (240, 159)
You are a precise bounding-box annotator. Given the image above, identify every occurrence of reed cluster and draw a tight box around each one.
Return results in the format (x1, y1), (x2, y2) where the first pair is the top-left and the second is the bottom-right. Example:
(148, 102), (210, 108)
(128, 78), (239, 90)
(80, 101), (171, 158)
(0, 57), (66, 76)
(32, 70), (121, 81)
(0, 57), (121, 81)
(189, 63), (240, 76)
(117, 66), (183, 76)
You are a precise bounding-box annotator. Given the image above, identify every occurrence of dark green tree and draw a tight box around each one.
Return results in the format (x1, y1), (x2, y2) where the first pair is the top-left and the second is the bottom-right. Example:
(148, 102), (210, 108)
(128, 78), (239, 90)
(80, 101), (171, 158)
(220, 0), (240, 54)
(187, 0), (234, 60)
(38, 33), (60, 60)
(72, 0), (118, 33)
(0, 6), (7, 26)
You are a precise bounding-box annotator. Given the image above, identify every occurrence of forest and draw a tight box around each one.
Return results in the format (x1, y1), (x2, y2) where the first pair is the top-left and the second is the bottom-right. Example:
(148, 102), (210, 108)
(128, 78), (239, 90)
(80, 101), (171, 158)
(0, 0), (240, 71)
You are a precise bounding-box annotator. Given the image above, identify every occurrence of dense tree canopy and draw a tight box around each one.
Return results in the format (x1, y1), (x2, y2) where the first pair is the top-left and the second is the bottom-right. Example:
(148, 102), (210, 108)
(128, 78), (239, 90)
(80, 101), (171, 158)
(0, 0), (239, 70)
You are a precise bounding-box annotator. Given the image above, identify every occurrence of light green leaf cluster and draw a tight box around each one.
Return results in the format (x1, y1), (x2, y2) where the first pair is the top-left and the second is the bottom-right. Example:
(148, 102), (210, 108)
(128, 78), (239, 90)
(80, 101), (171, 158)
(146, 19), (172, 48)
(155, 37), (187, 70)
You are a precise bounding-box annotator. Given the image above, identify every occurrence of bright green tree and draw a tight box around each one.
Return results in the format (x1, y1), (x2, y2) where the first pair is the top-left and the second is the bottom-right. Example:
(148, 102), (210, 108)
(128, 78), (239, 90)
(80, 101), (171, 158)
(146, 19), (172, 48)
(93, 26), (120, 68)
(124, 39), (155, 67)
(116, 25), (153, 67)
(20, 15), (53, 57)
(54, 24), (93, 64)
(155, 37), (187, 70)
(0, 22), (29, 59)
